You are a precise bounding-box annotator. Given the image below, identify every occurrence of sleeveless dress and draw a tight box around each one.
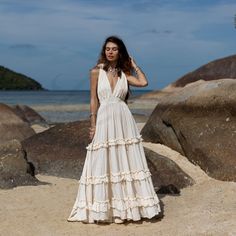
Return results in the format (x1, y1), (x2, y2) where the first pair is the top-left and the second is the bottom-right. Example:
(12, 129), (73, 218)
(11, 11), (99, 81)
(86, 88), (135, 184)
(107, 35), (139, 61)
(67, 68), (161, 223)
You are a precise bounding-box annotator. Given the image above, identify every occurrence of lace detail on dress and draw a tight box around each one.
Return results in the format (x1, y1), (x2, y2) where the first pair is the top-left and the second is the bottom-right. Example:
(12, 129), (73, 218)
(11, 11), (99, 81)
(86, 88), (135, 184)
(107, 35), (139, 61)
(71, 195), (160, 213)
(86, 135), (144, 151)
(79, 169), (152, 185)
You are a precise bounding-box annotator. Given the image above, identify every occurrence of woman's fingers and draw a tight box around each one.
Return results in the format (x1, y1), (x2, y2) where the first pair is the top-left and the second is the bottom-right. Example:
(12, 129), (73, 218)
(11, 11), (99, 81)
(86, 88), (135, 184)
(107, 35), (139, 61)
(89, 133), (95, 140)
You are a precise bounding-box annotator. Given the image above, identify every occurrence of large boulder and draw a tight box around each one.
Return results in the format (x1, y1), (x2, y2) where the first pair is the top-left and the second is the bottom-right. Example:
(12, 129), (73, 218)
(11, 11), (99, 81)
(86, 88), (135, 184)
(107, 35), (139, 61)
(12, 104), (48, 126)
(22, 120), (194, 191)
(0, 103), (35, 144)
(164, 54), (236, 90)
(0, 139), (42, 189)
(145, 148), (194, 191)
(22, 120), (90, 179)
(141, 79), (236, 182)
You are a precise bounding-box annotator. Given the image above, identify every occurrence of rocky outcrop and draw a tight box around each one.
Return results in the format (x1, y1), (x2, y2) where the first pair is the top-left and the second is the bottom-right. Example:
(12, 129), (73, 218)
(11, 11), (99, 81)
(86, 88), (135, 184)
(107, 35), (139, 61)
(22, 120), (90, 179)
(141, 79), (236, 182)
(145, 148), (194, 192)
(0, 139), (43, 189)
(12, 104), (49, 127)
(22, 120), (194, 191)
(0, 103), (35, 144)
(164, 54), (236, 89)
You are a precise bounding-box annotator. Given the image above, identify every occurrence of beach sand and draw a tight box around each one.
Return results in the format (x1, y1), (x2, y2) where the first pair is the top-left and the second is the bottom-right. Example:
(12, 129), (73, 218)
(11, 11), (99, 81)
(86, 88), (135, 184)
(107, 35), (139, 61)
(1, 124), (236, 236)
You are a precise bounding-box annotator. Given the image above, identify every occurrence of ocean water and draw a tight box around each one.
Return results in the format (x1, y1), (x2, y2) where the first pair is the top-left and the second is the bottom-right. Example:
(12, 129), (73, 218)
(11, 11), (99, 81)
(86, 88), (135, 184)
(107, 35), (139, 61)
(0, 90), (153, 123)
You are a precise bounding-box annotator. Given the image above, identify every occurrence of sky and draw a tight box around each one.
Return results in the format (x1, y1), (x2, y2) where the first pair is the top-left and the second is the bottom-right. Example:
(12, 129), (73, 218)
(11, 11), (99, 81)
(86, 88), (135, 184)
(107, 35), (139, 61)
(0, 0), (235, 91)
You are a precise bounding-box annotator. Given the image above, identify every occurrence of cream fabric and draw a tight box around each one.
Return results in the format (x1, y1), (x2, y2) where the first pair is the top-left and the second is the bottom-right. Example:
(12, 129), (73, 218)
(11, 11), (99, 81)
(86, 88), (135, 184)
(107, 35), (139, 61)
(67, 68), (161, 223)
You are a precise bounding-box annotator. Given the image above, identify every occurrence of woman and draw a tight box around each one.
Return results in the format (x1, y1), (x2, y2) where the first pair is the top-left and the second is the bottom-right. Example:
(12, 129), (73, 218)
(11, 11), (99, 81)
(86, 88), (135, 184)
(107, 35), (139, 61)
(67, 35), (161, 224)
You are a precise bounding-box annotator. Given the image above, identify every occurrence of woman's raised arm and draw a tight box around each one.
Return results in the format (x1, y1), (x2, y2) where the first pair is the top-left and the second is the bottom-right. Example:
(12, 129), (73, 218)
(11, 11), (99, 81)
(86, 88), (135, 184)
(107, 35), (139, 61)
(126, 57), (148, 87)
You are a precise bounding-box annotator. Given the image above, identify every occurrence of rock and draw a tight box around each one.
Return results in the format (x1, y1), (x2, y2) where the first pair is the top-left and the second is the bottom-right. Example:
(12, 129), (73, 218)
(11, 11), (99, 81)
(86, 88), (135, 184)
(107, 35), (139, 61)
(145, 147), (194, 192)
(12, 104), (50, 134)
(156, 184), (180, 195)
(22, 119), (194, 191)
(0, 103), (35, 144)
(164, 54), (236, 90)
(0, 139), (43, 189)
(21, 120), (90, 179)
(12, 104), (48, 127)
(141, 79), (236, 182)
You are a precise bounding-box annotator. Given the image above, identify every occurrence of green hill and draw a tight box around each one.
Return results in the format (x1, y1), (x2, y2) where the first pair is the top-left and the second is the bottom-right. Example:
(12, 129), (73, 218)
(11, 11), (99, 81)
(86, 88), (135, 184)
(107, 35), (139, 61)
(0, 65), (44, 90)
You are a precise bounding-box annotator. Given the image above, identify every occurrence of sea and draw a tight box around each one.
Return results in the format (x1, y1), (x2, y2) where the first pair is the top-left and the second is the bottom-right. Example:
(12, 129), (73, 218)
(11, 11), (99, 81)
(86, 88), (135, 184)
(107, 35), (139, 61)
(0, 90), (152, 123)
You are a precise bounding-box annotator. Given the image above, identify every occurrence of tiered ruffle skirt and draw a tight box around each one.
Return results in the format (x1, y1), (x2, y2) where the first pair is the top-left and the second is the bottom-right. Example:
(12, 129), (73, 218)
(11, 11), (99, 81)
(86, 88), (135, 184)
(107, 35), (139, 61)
(67, 100), (161, 223)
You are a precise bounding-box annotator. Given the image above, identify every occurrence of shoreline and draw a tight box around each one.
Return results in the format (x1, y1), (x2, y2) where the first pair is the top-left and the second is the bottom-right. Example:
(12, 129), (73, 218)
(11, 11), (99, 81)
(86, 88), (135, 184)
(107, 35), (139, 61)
(30, 102), (157, 112)
(29, 102), (156, 125)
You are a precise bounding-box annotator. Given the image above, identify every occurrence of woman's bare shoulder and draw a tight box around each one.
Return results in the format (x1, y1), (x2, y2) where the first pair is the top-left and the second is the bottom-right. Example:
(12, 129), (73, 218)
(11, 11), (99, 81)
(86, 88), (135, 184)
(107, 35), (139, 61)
(89, 67), (99, 77)
(89, 63), (104, 76)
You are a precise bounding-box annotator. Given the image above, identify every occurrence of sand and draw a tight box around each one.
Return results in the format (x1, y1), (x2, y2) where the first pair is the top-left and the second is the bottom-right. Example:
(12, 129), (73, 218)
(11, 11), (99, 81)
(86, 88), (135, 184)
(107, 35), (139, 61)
(1, 125), (236, 236)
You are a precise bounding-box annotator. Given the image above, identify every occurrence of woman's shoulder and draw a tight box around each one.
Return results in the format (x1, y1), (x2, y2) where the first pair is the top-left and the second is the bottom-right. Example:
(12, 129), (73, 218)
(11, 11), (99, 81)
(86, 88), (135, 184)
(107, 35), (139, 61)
(89, 63), (104, 75)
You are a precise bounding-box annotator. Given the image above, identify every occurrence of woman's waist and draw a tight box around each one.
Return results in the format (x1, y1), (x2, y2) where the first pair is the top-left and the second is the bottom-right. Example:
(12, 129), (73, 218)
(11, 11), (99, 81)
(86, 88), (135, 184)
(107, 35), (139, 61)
(99, 96), (126, 105)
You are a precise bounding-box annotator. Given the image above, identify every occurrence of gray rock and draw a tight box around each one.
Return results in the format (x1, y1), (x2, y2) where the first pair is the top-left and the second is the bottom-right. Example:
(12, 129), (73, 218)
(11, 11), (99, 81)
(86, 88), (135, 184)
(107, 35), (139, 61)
(145, 147), (194, 192)
(22, 120), (90, 179)
(141, 79), (236, 182)
(12, 104), (49, 127)
(169, 54), (236, 88)
(0, 139), (43, 189)
(22, 119), (193, 191)
(0, 103), (35, 144)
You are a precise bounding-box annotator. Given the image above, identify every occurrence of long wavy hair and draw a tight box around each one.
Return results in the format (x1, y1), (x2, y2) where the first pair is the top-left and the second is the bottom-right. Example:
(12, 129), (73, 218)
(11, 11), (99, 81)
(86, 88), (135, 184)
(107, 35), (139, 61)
(95, 35), (133, 103)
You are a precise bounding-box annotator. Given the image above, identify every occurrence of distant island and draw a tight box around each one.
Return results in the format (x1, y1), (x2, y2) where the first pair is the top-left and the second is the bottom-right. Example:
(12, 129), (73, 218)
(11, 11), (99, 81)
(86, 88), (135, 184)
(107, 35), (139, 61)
(0, 65), (44, 90)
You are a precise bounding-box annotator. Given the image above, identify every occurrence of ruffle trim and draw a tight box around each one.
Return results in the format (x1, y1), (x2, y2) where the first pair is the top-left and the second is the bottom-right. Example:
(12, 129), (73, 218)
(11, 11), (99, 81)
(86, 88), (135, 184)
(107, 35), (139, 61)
(79, 169), (151, 185)
(86, 135), (143, 151)
(72, 195), (160, 213)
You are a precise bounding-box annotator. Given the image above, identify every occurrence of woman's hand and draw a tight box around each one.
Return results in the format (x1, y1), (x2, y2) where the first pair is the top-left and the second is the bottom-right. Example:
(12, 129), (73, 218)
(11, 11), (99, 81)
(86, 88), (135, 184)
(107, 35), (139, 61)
(89, 126), (96, 140)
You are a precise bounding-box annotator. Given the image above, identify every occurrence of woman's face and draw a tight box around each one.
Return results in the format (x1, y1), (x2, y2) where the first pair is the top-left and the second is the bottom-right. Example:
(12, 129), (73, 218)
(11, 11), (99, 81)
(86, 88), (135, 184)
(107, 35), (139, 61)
(105, 42), (119, 63)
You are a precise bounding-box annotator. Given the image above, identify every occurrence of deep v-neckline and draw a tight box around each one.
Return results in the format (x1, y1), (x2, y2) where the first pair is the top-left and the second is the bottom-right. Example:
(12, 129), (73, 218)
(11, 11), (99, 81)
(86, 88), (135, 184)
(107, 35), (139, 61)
(101, 68), (121, 95)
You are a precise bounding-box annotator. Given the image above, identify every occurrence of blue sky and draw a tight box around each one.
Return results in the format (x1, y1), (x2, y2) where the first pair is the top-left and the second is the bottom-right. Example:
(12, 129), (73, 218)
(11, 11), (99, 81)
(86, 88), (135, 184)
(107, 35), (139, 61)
(0, 0), (235, 90)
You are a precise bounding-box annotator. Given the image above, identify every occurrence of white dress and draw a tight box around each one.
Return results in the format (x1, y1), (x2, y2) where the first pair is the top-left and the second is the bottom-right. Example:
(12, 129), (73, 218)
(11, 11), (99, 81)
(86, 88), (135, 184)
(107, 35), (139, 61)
(67, 68), (161, 223)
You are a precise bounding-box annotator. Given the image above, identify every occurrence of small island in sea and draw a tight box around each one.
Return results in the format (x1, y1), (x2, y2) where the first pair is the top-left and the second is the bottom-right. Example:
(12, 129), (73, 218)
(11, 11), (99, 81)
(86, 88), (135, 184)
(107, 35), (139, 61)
(0, 65), (44, 90)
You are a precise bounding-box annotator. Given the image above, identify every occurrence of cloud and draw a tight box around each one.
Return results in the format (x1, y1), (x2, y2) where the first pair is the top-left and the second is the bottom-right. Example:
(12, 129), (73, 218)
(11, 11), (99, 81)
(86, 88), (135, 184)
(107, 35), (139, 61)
(9, 44), (37, 50)
(0, 0), (236, 90)
(134, 28), (173, 35)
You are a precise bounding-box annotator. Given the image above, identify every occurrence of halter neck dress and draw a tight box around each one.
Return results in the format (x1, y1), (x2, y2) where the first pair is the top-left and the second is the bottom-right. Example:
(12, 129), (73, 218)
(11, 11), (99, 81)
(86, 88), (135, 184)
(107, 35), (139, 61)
(67, 68), (161, 223)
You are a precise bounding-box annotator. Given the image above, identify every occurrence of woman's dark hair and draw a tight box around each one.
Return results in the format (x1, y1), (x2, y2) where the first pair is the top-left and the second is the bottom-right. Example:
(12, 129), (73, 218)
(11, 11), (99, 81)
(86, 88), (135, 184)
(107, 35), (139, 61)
(95, 35), (133, 103)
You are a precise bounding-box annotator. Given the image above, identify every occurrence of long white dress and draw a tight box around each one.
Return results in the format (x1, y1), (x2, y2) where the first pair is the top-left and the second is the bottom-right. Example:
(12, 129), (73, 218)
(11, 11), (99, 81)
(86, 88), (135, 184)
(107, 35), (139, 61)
(67, 68), (161, 223)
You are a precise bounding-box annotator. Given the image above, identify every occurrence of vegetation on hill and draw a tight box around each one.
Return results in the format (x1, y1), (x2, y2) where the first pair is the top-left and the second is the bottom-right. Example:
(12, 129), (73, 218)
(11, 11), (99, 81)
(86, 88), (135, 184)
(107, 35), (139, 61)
(0, 65), (44, 90)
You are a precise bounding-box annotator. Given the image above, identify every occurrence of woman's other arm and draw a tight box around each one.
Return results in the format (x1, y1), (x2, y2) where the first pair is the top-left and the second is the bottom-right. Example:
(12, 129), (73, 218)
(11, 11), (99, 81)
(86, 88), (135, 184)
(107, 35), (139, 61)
(89, 68), (99, 139)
